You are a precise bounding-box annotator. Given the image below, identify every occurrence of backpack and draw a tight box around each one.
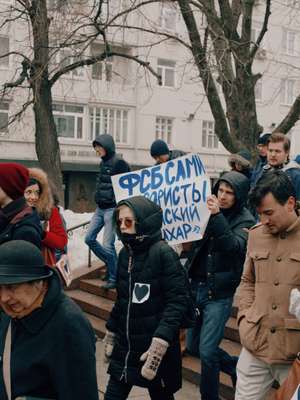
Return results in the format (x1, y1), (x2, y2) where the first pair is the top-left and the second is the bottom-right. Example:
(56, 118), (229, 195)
(149, 240), (200, 328)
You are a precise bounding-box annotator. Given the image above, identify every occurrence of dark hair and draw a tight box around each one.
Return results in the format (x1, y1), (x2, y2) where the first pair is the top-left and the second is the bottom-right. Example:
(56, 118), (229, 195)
(249, 171), (296, 209)
(27, 178), (42, 193)
(268, 133), (290, 153)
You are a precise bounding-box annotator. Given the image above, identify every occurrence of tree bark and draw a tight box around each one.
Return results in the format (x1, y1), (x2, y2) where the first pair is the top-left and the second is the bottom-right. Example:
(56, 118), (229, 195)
(29, 0), (64, 201)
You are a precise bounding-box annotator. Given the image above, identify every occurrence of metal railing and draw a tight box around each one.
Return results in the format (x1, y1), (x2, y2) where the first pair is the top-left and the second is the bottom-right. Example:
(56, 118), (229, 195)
(67, 219), (92, 267)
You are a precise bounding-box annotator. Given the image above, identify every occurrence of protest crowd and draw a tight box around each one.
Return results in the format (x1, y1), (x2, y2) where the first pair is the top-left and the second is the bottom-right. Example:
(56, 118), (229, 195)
(0, 131), (299, 400)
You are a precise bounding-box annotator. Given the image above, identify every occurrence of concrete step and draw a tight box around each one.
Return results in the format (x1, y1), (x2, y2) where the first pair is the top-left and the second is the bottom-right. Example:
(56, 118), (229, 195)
(68, 289), (113, 320)
(79, 278), (117, 302)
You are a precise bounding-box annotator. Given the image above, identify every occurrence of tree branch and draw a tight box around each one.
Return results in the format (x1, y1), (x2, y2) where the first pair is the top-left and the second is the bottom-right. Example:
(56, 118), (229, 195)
(274, 95), (300, 134)
(249, 0), (271, 61)
(49, 51), (162, 86)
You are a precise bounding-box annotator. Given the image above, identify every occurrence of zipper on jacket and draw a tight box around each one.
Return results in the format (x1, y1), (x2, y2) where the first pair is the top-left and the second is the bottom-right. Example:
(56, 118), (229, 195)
(121, 250), (134, 383)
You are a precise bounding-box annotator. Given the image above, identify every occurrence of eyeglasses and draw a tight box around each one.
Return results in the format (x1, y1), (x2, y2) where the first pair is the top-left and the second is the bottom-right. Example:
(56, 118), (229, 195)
(117, 218), (135, 228)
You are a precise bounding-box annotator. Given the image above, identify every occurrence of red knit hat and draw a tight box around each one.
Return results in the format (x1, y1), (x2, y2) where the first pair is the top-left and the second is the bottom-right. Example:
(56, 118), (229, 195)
(0, 163), (29, 200)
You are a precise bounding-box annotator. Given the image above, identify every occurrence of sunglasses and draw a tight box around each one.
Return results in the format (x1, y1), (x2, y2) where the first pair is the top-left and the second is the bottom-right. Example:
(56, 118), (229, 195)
(117, 218), (135, 228)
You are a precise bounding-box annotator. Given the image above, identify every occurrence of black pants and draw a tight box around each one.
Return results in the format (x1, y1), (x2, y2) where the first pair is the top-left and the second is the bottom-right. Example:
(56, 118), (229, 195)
(104, 375), (175, 400)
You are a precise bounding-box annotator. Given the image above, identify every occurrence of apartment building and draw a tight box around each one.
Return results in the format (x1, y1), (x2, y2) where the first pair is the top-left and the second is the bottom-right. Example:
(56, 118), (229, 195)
(0, 0), (299, 211)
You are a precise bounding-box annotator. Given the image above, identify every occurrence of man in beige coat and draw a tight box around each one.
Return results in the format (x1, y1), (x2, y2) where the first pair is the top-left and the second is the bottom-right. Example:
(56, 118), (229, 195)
(235, 171), (300, 399)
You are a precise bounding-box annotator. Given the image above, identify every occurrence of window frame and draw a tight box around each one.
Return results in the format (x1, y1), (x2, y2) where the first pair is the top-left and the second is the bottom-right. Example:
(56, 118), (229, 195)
(89, 105), (130, 145)
(157, 58), (176, 88)
(158, 3), (177, 32)
(53, 102), (85, 140)
(0, 36), (10, 69)
(155, 116), (173, 144)
(202, 120), (219, 149)
(0, 101), (9, 134)
(282, 29), (297, 56)
(90, 43), (114, 81)
(280, 79), (296, 106)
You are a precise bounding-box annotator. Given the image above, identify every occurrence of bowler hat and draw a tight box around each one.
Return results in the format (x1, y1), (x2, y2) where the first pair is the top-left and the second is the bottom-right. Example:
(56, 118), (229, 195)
(0, 240), (53, 285)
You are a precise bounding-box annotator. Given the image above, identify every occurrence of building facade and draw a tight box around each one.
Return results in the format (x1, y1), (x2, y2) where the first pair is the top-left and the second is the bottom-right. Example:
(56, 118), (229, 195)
(0, 0), (299, 211)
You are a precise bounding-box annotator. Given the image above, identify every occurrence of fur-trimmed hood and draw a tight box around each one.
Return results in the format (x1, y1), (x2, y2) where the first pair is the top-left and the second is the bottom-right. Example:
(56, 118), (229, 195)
(27, 168), (54, 220)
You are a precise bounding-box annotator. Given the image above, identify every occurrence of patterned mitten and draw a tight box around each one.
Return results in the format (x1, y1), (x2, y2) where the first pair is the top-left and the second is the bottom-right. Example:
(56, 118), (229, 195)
(289, 288), (300, 322)
(140, 337), (169, 380)
(103, 330), (115, 363)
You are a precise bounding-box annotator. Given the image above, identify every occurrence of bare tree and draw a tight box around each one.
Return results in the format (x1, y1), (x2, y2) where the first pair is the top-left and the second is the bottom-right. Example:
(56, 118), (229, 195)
(111, 0), (300, 153)
(0, 0), (160, 196)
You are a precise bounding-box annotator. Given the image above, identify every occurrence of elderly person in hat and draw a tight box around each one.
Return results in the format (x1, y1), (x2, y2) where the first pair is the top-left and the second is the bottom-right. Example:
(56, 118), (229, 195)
(228, 149), (252, 180)
(0, 163), (42, 248)
(0, 240), (99, 400)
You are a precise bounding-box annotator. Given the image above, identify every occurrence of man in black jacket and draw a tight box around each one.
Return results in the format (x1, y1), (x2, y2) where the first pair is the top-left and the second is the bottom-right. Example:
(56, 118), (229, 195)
(0, 162), (42, 248)
(150, 139), (185, 164)
(85, 134), (130, 289)
(186, 171), (255, 400)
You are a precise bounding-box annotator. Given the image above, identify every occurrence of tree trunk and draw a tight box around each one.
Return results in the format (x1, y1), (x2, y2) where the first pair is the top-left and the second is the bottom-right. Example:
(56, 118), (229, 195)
(30, 0), (64, 201)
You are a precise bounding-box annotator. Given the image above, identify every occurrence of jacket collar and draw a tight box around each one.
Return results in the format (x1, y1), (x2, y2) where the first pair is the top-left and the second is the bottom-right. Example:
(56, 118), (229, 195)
(286, 216), (300, 234)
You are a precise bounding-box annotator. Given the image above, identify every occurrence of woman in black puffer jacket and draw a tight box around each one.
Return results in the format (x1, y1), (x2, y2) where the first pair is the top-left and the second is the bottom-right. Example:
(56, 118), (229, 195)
(103, 196), (188, 400)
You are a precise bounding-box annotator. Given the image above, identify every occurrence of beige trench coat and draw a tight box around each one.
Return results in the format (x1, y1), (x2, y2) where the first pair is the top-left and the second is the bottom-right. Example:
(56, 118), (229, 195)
(237, 216), (300, 364)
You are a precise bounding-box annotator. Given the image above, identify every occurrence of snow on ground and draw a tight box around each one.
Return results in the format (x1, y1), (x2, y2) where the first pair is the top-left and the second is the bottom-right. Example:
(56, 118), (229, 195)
(62, 209), (122, 272)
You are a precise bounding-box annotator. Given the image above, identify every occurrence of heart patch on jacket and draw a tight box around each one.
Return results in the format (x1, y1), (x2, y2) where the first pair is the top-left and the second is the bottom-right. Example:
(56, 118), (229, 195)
(132, 283), (150, 304)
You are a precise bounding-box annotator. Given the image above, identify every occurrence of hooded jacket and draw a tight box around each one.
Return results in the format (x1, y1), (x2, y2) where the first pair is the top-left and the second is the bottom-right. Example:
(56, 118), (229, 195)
(188, 171), (255, 299)
(93, 134), (130, 209)
(106, 196), (187, 392)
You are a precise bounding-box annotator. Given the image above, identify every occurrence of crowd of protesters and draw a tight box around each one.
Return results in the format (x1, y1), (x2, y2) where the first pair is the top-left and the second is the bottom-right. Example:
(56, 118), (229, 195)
(0, 131), (299, 399)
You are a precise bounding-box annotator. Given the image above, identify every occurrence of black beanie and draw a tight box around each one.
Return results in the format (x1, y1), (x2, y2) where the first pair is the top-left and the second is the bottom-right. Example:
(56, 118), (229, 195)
(258, 133), (271, 145)
(150, 140), (170, 157)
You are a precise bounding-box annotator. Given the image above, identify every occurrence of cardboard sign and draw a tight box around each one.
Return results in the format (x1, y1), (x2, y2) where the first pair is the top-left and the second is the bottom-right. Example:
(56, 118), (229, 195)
(112, 153), (211, 245)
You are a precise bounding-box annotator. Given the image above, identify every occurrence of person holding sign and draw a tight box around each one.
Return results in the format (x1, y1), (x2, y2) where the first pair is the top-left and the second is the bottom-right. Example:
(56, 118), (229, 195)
(103, 196), (188, 400)
(150, 139), (185, 164)
(186, 171), (255, 400)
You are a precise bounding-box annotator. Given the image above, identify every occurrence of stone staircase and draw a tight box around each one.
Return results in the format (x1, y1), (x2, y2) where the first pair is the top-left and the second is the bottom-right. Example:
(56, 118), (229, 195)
(68, 266), (242, 400)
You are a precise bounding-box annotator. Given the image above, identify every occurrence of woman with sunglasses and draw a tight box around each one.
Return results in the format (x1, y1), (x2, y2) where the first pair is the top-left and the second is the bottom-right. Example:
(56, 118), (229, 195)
(103, 195), (188, 400)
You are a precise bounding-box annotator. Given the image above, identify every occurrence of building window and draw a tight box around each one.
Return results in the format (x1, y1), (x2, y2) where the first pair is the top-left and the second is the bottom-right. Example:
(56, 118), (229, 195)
(91, 43), (113, 81)
(202, 120), (218, 149)
(0, 37), (9, 67)
(255, 79), (263, 101)
(280, 79), (296, 105)
(53, 103), (84, 139)
(155, 117), (173, 144)
(282, 29), (296, 56)
(0, 102), (9, 133)
(158, 3), (177, 31)
(157, 59), (176, 88)
(89, 106), (129, 144)
(59, 46), (84, 77)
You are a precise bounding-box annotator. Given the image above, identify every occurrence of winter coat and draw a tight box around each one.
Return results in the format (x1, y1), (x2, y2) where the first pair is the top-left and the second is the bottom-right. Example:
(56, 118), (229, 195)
(169, 149), (186, 160)
(0, 272), (99, 400)
(252, 161), (300, 200)
(27, 168), (68, 262)
(42, 206), (68, 262)
(0, 197), (42, 248)
(93, 134), (130, 209)
(250, 156), (267, 189)
(188, 171), (255, 299)
(237, 216), (300, 365)
(106, 196), (187, 393)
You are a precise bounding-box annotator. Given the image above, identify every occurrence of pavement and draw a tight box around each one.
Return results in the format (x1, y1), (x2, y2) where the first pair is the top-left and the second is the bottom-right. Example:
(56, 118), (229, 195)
(96, 339), (200, 400)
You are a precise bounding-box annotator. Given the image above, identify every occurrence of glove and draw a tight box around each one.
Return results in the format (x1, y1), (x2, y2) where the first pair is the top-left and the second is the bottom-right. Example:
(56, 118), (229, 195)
(140, 337), (169, 380)
(289, 288), (300, 322)
(103, 330), (115, 363)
